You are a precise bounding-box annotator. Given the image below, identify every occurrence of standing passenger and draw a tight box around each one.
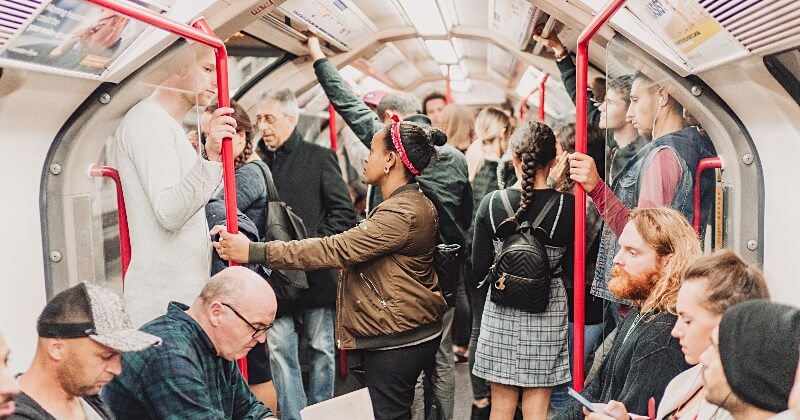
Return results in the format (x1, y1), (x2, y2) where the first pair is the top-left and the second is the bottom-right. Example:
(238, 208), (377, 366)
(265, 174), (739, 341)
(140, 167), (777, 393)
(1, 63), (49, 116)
(254, 89), (356, 420)
(212, 119), (449, 420)
(107, 46), (237, 326)
(440, 103), (475, 153)
(423, 92), (448, 128)
(472, 121), (574, 420)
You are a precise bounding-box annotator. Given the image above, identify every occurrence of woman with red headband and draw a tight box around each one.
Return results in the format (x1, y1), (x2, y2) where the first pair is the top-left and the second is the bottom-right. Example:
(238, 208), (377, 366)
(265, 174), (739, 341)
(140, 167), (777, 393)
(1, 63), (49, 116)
(211, 117), (449, 420)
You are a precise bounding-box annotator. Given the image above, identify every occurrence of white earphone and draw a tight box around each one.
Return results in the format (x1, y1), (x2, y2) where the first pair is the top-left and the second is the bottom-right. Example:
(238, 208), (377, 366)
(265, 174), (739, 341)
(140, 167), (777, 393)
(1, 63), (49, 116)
(658, 96), (664, 106)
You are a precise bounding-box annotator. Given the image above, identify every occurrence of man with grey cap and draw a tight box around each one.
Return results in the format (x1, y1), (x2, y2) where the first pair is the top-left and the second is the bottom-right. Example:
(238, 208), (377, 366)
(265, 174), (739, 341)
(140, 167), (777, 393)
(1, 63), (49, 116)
(10, 281), (161, 419)
(102, 266), (277, 419)
(700, 300), (800, 419)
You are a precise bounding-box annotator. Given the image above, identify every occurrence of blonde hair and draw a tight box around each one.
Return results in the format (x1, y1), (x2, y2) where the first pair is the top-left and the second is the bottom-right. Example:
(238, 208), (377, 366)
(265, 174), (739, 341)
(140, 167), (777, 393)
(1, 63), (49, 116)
(682, 250), (770, 315)
(474, 107), (511, 152)
(440, 104), (475, 152)
(629, 207), (702, 315)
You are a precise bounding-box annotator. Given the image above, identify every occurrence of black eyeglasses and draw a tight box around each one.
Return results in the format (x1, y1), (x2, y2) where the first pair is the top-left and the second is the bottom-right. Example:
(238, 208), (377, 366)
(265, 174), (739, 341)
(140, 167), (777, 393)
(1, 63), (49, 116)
(221, 302), (271, 339)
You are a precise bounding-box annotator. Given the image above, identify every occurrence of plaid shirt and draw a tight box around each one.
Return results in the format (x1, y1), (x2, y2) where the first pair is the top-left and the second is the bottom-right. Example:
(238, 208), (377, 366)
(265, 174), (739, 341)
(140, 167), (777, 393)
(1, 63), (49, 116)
(102, 302), (273, 419)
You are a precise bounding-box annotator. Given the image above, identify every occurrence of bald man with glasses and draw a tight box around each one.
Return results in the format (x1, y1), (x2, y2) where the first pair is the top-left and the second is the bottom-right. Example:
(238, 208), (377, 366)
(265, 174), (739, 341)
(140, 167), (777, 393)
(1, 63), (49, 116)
(102, 267), (277, 419)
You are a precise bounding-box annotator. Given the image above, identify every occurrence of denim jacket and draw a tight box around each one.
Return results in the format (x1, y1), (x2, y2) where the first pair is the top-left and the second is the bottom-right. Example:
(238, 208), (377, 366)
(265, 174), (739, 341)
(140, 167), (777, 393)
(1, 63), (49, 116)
(592, 127), (716, 303)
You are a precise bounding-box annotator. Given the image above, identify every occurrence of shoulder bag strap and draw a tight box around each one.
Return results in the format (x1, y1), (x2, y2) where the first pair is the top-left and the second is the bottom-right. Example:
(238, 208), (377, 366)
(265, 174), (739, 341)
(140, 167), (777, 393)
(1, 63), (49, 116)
(252, 161), (281, 203)
(529, 193), (561, 231)
(499, 189), (515, 218)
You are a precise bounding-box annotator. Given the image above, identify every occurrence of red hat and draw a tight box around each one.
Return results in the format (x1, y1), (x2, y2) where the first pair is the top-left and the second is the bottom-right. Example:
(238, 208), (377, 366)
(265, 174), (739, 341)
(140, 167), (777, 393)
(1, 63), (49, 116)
(362, 90), (387, 108)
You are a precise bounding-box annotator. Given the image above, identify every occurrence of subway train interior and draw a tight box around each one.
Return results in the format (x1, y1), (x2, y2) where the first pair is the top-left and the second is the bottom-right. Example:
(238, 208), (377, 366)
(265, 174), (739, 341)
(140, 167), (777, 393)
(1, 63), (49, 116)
(1, 0), (799, 416)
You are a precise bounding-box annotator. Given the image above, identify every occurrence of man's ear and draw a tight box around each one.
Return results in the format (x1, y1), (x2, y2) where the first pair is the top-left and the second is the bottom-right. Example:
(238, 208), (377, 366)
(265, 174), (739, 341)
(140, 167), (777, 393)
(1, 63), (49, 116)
(208, 301), (224, 327)
(383, 110), (394, 123)
(46, 339), (66, 361)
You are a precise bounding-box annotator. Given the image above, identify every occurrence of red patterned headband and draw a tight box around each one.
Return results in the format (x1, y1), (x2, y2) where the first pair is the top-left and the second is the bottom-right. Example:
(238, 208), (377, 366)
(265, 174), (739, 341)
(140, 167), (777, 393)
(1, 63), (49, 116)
(390, 114), (420, 175)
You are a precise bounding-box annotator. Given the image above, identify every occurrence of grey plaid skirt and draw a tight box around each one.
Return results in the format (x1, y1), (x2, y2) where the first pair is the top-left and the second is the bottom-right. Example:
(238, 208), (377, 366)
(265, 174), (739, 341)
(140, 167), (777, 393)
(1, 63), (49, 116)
(472, 276), (571, 387)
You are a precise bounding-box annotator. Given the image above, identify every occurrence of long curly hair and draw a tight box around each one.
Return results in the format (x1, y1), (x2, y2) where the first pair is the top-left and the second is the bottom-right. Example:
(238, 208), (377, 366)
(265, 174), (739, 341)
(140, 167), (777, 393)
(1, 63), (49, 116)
(508, 121), (557, 219)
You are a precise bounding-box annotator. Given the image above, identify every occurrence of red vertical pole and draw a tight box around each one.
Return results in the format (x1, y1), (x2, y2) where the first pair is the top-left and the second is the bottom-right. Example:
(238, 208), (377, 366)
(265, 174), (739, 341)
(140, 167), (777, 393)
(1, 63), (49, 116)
(693, 157), (722, 234)
(574, 0), (627, 392)
(538, 73), (549, 122)
(445, 65), (453, 104)
(90, 166), (130, 289)
(328, 103), (338, 150)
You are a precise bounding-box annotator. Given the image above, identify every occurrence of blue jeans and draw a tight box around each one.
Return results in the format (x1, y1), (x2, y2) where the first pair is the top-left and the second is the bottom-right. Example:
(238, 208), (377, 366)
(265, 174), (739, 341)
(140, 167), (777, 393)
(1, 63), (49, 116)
(267, 306), (335, 420)
(550, 321), (606, 413)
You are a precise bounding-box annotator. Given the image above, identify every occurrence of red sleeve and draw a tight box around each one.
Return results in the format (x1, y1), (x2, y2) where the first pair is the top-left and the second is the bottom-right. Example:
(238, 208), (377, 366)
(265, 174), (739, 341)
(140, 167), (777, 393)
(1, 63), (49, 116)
(638, 149), (681, 208)
(588, 181), (629, 237)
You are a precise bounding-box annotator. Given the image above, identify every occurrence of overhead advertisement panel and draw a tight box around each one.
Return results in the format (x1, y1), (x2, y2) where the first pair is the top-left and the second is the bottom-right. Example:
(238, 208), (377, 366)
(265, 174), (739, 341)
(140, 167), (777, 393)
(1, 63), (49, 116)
(491, 0), (534, 49)
(278, 0), (375, 51)
(0, 0), (164, 77)
(625, 0), (747, 71)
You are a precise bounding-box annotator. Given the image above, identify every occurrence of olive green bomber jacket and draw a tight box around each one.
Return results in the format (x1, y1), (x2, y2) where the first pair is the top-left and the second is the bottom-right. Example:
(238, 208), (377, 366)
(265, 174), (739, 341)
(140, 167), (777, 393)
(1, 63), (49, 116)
(249, 183), (448, 350)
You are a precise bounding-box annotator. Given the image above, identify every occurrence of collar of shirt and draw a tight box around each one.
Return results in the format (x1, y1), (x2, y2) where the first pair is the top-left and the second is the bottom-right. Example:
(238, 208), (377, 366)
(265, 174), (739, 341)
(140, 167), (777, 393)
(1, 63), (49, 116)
(165, 302), (216, 355)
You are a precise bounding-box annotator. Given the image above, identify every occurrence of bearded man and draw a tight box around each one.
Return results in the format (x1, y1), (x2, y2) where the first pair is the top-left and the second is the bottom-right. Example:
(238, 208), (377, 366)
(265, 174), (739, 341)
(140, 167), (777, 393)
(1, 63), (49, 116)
(554, 207), (700, 420)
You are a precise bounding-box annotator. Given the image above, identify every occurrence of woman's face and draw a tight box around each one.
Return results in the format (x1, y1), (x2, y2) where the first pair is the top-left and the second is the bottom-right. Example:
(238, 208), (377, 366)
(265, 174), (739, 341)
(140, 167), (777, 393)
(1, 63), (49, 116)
(671, 279), (721, 365)
(232, 131), (247, 160)
(364, 130), (392, 185)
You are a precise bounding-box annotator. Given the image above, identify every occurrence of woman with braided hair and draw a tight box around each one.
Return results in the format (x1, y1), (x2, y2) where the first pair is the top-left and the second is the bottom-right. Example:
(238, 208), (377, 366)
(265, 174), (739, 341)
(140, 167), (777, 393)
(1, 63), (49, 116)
(471, 121), (574, 419)
(211, 117), (450, 420)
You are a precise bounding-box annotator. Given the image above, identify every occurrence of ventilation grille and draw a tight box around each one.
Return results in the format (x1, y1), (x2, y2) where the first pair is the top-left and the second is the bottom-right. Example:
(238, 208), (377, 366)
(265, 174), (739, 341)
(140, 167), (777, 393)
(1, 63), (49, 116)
(699, 0), (800, 52)
(0, 0), (42, 50)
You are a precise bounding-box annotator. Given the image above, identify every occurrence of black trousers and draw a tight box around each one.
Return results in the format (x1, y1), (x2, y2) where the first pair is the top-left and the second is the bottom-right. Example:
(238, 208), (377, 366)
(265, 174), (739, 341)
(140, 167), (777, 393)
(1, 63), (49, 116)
(362, 336), (441, 420)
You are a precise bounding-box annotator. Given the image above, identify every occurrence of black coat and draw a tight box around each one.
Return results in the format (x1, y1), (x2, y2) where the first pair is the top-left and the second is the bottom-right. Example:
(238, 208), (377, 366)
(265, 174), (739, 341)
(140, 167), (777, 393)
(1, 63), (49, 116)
(257, 130), (356, 309)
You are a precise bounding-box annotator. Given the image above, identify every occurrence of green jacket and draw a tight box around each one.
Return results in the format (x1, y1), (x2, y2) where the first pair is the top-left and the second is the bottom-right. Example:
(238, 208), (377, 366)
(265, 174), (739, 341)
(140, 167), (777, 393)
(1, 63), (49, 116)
(556, 54), (602, 127)
(313, 58), (473, 248)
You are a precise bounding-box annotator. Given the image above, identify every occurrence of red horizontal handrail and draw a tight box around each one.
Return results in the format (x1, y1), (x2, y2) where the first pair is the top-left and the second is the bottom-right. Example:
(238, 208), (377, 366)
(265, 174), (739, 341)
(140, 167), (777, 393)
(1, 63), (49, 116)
(84, 0), (245, 379)
(574, 0), (627, 392)
(694, 157), (723, 234)
(90, 165), (130, 289)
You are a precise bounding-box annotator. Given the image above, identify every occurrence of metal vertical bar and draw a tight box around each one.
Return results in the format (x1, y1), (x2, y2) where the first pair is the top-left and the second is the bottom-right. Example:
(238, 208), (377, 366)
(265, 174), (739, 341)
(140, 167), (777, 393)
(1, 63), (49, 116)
(329, 103), (338, 150)
(574, 0), (627, 392)
(538, 73), (549, 121)
(90, 166), (130, 288)
(694, 157), (722, 234)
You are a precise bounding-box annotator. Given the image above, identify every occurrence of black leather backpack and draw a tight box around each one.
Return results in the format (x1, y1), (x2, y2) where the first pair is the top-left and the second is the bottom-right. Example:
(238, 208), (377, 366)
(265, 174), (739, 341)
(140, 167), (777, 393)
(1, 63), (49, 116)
(252, 161), (309, 316)
(486, 190), (560, 313)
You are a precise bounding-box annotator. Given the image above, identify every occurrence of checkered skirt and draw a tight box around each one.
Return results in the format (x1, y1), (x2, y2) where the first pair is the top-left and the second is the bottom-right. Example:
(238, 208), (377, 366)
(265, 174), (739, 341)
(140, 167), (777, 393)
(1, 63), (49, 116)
(472, 245), (571, 387)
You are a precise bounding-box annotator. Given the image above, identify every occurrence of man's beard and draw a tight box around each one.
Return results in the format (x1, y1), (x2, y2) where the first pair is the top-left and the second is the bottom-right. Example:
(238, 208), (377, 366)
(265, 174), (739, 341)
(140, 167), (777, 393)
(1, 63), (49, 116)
(608, 264), (661, 302)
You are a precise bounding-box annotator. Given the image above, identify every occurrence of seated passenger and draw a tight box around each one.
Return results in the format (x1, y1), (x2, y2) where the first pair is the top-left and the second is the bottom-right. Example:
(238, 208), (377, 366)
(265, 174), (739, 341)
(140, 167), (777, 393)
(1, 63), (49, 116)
(102, 267), (276, 419)
(554, 207), (699, 420)
(584, 250), (771, 420)
(212, 120), (449, 420)
(471, 121), (574, 420)
(699, 301), (799, 419)
(107, 45), (238, 327)
(569, 72), (716, 312)
(12, 282), (161, 420)
(0, 331), (20, 418)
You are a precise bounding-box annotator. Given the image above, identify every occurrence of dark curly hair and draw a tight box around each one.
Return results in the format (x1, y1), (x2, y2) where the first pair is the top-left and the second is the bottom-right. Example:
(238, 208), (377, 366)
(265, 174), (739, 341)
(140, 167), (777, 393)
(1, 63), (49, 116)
(383, 121), (447, 178)
(508, 121), (557, 219)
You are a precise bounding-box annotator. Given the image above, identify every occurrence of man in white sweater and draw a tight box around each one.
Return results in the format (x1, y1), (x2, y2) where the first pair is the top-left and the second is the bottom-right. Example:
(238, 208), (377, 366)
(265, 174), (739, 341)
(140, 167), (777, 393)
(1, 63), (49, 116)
(107, 46), (237, 327)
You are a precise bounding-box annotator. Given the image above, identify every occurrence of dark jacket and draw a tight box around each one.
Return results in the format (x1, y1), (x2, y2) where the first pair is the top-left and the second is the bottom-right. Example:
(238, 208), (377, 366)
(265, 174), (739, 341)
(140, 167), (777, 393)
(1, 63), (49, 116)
(10, 392), (114, 420)
(250, 183), (448, 350)
(313, 57), (472, 249)
(556, 54), (602, 127)
(554, 309), (690, 420)
(257, 130), (356, 308)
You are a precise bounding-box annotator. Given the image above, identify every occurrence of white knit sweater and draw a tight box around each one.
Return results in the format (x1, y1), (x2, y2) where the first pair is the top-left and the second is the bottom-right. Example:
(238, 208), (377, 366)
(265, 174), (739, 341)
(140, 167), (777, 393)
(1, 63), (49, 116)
(107, 98), (222, 326)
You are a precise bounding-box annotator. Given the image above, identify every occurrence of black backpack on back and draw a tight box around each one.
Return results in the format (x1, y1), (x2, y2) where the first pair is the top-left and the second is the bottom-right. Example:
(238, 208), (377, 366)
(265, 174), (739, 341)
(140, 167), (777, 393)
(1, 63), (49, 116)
(252, 161), (309, 316)
(485, 190), (560, 313)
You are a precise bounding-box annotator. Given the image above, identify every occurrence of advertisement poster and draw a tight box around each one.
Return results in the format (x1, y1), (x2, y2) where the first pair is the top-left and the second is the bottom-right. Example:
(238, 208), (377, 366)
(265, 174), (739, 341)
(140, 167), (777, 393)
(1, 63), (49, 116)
(626, 0), (747, 70)
(1, 0), (159, 75)
(278, 0), (374, 51)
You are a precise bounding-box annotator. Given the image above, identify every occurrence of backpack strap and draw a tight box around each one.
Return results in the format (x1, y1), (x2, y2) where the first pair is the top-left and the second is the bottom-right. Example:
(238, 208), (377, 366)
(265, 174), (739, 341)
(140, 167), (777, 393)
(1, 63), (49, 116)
(525, 193), (561, 232)
(251, 160), (282, 203)
(499, 189), (515, 219)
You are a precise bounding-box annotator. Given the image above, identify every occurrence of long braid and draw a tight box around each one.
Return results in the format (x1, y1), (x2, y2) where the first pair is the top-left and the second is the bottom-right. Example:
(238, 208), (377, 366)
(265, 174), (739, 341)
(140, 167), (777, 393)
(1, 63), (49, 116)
(234, 138), (253, 169)
(509, 121), (557, 220)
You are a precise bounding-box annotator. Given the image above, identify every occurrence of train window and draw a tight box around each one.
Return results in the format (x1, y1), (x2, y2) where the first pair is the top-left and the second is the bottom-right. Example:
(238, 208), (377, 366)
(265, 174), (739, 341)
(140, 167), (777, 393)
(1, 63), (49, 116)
(226, 32), (293, 99)
(764, 48), (800, 107)
(600, 36), (763, 262)
(42, 42), (229, 297)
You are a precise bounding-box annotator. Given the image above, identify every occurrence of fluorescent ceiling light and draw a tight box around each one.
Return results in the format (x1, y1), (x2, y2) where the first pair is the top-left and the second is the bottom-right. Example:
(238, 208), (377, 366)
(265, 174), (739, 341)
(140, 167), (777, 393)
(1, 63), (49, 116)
(515, 66), (544, 97)
(437, 0), (459, 28)
(398, 0), (447, 36)
(439, 64), (467, 80)
(450, 80), (472, 93)
(425, 40), (459, 64)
